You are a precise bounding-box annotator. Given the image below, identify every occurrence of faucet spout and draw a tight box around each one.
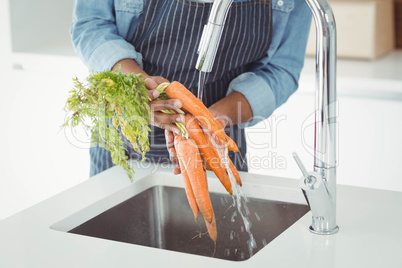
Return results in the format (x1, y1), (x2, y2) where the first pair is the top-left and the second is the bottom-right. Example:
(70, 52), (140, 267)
(307, 0), (338, 170)
(196, 0), (234, 72)
(196, 0), (339, 234)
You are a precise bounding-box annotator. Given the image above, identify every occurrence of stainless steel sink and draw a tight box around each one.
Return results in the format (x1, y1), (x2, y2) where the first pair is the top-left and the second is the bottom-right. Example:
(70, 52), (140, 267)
(67, 185), (309, 261)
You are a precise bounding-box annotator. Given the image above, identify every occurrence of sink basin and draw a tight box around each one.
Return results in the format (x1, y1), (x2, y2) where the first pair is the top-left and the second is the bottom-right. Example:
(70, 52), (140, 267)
(56, 176), (308, 261)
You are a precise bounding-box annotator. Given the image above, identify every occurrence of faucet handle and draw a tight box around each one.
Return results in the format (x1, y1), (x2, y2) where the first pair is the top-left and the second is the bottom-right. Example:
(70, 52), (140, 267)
(292, 153), (322, 191)
(292, 152), (320, 189)
(292, 153), (311, 182)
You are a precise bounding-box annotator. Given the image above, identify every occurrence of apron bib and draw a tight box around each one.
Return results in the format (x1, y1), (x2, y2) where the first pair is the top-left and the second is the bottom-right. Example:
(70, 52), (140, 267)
(90, 0), (272, 176)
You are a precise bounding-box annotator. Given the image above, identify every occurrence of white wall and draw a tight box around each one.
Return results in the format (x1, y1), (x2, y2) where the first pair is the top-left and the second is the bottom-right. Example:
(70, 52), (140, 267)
(9, 0), (74, 55)
(0, 58), (90, 221)
(0, 0), (89, 221)
(246, 75), (402, 192)
(0, 0), (12, 70)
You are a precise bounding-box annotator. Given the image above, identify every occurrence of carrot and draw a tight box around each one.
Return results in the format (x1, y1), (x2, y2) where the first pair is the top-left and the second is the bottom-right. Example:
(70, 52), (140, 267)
(226, 135), (239, 152)
(209, 138), (242, 186)
(175, 135), (199, 222)
(185, 114), (233, 195)
(175, 135), (216, 241)
(204, 212), (217, 243)
(197, 119), (239, 153)
(204, 130), (242, 186)
(204, 157), (212, 171)
(166, 81), (227, 143)
(201, 171), (217, 243)
(229, 158), (242, 186)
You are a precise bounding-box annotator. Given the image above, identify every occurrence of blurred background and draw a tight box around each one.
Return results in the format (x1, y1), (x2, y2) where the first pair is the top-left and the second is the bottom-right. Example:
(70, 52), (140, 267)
(1, 0), (401, 220)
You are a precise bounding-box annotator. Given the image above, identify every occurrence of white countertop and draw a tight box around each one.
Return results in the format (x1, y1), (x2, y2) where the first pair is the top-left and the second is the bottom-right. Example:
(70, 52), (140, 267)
(1, 164), (401, 268)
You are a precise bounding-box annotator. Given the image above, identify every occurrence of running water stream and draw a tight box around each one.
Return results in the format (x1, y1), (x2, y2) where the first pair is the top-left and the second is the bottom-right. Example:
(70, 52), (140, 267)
(197, 71), (257, 257)
(215, 143), (257, 258)
(197, 71), (206, 101)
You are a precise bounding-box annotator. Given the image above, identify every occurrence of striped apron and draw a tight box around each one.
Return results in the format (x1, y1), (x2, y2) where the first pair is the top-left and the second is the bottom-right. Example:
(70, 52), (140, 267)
(90, 0), (272, 176)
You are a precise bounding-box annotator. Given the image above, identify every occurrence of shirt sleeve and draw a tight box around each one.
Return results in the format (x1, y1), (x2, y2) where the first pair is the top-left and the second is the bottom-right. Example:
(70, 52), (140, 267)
(226, 0), (312, 128)
(70, 0), (143, 72)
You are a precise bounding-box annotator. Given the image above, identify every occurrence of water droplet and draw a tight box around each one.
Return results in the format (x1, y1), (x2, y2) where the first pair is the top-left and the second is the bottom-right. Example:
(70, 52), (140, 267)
(240, 192), (249, 203)
(245, 204), (250, 216)
(249, 235), (257, 249)
(224, 249), (230, 257)
(230, 231), (235, 240)
(255, 212), (261, 221)
(262, 239), (267, 246)
(231, 211), (237, 223)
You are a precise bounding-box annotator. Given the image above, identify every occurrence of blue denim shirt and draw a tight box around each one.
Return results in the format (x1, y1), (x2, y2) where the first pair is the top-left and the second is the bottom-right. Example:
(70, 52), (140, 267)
(71, 0), (312, 127)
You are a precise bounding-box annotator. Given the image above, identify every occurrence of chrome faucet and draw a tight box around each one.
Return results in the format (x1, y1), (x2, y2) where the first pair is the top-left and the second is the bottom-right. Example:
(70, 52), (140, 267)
(196, 0), (339, 235)
(196, 0), (233, 72)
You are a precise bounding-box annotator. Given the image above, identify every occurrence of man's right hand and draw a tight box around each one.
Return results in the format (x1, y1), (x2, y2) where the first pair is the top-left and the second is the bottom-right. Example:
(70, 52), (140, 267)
(112, 59), (185, 134)
(145, 76), (185, 135)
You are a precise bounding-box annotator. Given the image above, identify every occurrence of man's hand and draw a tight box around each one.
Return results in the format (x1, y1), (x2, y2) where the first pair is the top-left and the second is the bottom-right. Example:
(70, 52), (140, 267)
(165, 129), (181, 175)
(145, 76), (185, 135)
(112, 59), (185, 134)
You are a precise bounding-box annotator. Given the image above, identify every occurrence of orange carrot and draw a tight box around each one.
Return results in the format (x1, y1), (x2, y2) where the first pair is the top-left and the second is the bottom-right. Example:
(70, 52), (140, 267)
(201, 171), (217, 243)
(175, 135), (199, 222)
(204, 130), (242, 186)
(208, 138), (242, 186)
(226, 135), (239, 152)
(229, 158), (242, 186)
(166, 81), (227, 143)
(204, 212), (217, 243)
(204, 157), (212, 171)
(175, 135), (216, 234)
(196, 116), (239, 152)
(185, 114), (233, 195)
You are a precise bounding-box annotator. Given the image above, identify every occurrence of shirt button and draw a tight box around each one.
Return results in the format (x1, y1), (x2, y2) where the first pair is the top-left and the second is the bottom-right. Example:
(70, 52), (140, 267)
(278, 0), (284, 6)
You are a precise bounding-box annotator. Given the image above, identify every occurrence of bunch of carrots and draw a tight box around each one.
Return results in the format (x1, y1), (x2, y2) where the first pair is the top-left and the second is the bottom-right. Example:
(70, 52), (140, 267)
(159, 81), (243, 243)
(64, 71), (242, 243)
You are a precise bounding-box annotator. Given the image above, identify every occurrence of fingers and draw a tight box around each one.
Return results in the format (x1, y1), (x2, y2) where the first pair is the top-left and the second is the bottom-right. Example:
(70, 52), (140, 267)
(173, 165), (181, 175)
(217, 118), (227, 128)
(150, 98), (185, 131)
(145, 76), (170, 101)
(165, 129), (182, 175)
(152, 111), (185, 126)
(147, 89), (160, 100)
(153, 76), (169, 85)
(168, 146), (178, 164)
(165, 129), (178, 163)
(165, 129), (175, 150)
(144, 76), (185, 129)
(144, 76), (169, 90)
(154, 119), (182, 135)
(149, 99), (183, 112)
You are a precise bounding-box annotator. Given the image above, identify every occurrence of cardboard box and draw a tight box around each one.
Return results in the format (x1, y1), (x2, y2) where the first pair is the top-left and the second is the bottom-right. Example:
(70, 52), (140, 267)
(396, 0), (402, 48)
(305, 0), (395, 59)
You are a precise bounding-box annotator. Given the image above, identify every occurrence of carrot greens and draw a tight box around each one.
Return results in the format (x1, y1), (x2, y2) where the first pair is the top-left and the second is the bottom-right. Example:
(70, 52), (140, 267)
(62, 70), (151, 181)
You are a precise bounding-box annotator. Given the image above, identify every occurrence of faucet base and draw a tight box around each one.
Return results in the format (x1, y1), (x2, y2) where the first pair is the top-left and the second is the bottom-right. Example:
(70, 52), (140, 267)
(309, 225), (339, 235)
